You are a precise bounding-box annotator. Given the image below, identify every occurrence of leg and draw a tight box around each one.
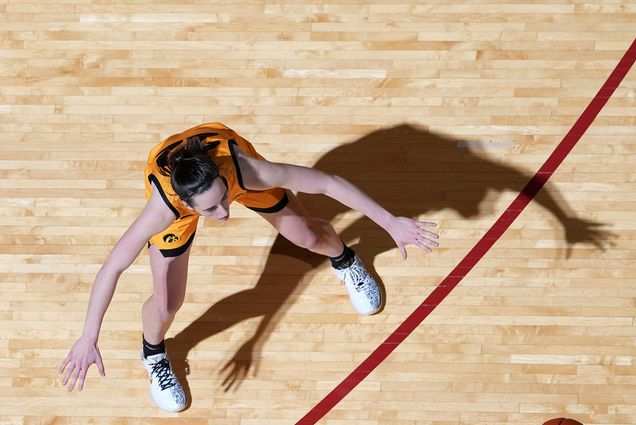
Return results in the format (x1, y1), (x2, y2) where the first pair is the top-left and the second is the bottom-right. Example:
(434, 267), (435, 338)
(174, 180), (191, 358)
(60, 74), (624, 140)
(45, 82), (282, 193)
(257, 190), (382, 315)
(140, 243), (190, 413)
(256, 190), (344, 258)
(142, 243), (191, 345)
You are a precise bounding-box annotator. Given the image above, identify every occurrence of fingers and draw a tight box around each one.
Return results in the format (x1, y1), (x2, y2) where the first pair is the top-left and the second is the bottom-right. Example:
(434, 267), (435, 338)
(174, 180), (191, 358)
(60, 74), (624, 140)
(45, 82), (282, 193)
(419, 236), (439, 248)
(67, 364), (81, 392)
(399, 244), (407, 260)
(403, 235), (438, 255)
(414, 240), (433, 253)
(413, 220), (439, 240)
(394, 217), (441, 258)
(61, 360), (98, 391)
(77, 367), (88, 392)
(419, 229), (439, 239)
(96, 352), (106, 377)
(59, 355), (71, 375)
(416, 221), (437, 228)
(62, 362), (74, 387)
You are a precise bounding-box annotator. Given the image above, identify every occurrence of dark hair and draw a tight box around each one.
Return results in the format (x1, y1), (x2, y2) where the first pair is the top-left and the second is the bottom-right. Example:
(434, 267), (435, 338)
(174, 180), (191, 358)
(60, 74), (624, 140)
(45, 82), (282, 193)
(157, 135), (219, 206)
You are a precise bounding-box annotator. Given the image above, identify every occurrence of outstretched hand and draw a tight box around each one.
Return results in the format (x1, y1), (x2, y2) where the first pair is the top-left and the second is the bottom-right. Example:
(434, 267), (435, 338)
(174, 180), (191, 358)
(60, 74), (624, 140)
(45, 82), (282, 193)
(59, 336), (105, 392)
(386, 216), (439, 260)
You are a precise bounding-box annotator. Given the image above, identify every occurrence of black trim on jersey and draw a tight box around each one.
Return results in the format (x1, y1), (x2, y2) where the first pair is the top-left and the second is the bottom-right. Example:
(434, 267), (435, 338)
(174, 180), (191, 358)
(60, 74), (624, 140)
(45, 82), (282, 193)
(148, 173), (180, 219)
(157, 232), (196, 258)
(228, 139), (247, 190)
(245, 192), (289, 213)
(155, 140), (184, 174)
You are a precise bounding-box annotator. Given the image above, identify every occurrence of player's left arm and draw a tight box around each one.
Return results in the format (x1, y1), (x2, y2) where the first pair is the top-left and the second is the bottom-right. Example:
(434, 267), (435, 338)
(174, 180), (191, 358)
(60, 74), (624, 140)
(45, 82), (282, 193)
(236, 149), (439, 259)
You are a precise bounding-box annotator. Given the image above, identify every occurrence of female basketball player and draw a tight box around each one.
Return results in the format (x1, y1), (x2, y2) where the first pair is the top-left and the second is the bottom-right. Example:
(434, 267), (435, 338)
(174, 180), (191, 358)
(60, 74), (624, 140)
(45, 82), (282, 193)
(59, 122), (439, 412)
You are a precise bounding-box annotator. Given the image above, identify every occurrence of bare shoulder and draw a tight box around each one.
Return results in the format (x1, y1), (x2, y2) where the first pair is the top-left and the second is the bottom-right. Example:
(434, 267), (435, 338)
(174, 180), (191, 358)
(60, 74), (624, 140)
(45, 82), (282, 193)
(231, 145), (274, 190)
(230, 143), (260, 169)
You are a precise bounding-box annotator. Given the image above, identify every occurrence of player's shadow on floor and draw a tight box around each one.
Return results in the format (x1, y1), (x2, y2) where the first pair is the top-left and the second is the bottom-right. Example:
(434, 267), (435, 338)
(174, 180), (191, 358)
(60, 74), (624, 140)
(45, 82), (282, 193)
(165, 123), (612, 404)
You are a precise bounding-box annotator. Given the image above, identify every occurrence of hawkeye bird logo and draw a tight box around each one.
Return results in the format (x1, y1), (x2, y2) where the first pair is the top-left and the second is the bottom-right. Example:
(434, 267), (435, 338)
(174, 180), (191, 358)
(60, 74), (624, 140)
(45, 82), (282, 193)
(163, 234), (180, 244)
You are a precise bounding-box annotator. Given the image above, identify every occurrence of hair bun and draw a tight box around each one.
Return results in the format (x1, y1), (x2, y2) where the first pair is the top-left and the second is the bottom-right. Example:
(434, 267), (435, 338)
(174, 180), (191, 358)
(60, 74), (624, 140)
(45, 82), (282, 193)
(186, 134), (208, 154)
(157, 134), (215, 176)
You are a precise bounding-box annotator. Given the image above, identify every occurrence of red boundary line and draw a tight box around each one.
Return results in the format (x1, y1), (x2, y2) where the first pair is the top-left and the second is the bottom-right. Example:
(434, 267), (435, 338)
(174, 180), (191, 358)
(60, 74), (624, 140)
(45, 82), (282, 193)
(297, 38), (636, 425)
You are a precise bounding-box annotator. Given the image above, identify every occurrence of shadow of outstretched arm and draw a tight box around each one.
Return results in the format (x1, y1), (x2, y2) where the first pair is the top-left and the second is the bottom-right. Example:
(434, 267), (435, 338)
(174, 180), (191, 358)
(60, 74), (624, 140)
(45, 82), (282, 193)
(487, 159), (615, 257)
(166, 122), (615, 404)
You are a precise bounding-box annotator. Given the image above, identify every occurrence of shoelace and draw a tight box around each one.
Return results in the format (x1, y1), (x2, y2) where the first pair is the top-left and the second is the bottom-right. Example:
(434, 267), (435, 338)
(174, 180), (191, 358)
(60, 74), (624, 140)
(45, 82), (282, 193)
(150, 358), (177, 391)
(344, 263), (371, 291)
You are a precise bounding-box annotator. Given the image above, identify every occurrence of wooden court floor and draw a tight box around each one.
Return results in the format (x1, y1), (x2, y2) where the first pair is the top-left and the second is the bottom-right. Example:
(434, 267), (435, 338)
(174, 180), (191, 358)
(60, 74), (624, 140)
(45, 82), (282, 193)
(1, 1), (635, 424)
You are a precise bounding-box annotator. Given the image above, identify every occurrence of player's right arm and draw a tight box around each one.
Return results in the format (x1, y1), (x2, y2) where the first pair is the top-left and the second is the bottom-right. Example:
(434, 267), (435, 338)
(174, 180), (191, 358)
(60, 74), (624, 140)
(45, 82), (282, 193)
(59, 183), (176, 392)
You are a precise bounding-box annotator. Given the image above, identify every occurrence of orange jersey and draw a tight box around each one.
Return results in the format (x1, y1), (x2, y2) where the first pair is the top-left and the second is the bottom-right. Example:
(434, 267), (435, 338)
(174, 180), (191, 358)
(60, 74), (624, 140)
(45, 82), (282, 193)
(144, 122), (288, 256)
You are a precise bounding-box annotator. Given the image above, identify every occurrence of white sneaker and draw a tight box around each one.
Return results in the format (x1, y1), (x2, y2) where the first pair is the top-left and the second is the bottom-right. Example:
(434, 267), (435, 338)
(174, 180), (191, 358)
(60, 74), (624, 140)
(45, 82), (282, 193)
(334, 255), (382, 315)
(141, 351), (187, 412)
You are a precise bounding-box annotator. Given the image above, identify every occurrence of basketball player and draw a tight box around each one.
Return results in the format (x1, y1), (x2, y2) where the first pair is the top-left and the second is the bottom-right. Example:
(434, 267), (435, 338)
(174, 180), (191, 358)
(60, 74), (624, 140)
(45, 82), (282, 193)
(59, 122), (439, 412)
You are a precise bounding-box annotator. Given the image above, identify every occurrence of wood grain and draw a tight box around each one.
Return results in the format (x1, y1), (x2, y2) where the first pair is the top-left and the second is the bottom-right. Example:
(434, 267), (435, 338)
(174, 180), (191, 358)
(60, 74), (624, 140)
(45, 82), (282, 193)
(1, 1), (635, 424)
